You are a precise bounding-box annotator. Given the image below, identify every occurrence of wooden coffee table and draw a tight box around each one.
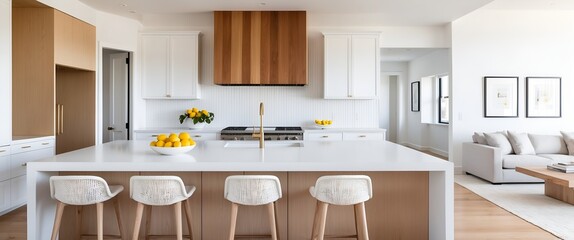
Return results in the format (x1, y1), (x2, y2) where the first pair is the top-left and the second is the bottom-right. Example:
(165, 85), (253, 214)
(516, 166), (574, 204)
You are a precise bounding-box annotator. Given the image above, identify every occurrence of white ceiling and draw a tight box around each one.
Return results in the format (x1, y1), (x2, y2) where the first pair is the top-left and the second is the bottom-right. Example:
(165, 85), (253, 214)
(380, 48), (443, 62)
(78, 0), (493, 26)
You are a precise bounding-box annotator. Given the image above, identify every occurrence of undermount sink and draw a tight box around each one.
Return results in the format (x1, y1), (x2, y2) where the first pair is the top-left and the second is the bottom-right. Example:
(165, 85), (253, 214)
(224, 141), (304, 148)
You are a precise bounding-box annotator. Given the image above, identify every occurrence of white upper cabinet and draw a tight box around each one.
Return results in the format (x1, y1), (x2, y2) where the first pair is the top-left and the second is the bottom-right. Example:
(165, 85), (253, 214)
(0, 0), (11, 146)
(141, 32), (200, 99)
(323, 33), (380, 99)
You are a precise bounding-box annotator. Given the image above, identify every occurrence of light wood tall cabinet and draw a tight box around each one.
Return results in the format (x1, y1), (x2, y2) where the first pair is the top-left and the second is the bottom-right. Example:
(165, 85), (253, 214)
(0, 0), (11, 147)
(323, 33), (380, 99)
(141, 32), (200, 99)
(12, 6), (96, 154)
(213, 11), (308, 85)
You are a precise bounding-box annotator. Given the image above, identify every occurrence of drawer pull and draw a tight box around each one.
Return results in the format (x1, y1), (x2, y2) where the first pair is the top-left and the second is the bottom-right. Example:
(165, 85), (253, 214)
(321, 136), (329, 138)
(193, 135), (202, 138)
(151, 135), (159, 137)
(21, 146), (32, 149)
(42, 142), (50, 145)
(21, 163), (27, 167)
(359, 135), (367, 138)
(0, 150), (5, 153)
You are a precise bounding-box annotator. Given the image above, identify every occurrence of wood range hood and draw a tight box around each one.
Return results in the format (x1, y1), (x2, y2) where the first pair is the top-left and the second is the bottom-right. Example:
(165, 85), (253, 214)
(214, 11), (308, 86)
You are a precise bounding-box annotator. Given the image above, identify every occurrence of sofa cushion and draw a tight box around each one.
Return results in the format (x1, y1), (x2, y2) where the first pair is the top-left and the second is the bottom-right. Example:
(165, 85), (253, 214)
(485, 132), (514, 155)
(537, 154), (574, 164)
(472, 132), (488, 145)
(561, 131), (574, 155)
(528, 134), (568, 154)
(502, 155), (552, 169)
(507, 131), (536, 155)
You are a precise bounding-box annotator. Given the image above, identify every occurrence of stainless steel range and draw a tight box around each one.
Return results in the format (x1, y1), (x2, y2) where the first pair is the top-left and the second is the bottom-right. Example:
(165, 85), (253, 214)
(221, 126), (304, 141)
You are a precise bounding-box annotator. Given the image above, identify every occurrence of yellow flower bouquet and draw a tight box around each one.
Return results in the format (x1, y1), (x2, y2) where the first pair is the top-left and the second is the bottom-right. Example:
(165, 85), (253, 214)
(179, 107), (215, 124)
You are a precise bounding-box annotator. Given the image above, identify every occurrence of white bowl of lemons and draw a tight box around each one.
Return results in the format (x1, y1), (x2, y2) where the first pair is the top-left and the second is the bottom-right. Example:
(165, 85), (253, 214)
(149, 132), (196, 155)
(314, 119), (333, 128)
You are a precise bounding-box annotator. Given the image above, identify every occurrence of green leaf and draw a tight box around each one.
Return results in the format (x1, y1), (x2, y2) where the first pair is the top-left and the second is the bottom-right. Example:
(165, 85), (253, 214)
(206, 119), (211, 124)
(193, 118), (199, 124)
(179, 115), (186, 124)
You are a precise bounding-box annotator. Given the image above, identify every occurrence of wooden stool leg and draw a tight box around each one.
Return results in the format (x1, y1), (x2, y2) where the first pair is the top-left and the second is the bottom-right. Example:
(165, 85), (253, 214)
(132, 203), (145, 240)
(316, 201), (329, 240)
(96, 202), (104, 240)
(311, 201), (320, 240)
(174, 202), (183, 240)
(354, 202), (369, 240)
(183, 199), (194, 240)
(274, 202), (280, 240)
(145, 206), (152, 240)
(50, 202), (66, 240)
(267, 202), (278, 240)
(228, 203), (239, 240)
(76, 206), (83, 240)
(114, 198), (125, 240)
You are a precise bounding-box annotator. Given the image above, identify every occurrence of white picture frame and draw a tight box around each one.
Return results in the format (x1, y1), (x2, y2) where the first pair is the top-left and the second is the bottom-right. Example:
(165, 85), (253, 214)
(526, 77), (561, 118)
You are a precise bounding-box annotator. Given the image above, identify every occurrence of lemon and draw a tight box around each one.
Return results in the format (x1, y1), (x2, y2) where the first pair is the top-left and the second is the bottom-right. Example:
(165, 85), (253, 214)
(202, 110), (209, 115)
(157, 134), (167, 141)
(196, 112), (202, 117)
(156, 141), (165, 147)
(179, 132), (190, 140)
(190, 140), (196, 145)
(173, 141), (182, 147)
(187, 109), (193, 115)
(169, 135), (180, 143)
(315, 119), (320, 124)
(192, 107), (199, 113)
(181, 139), (191, 146)
(150, 141), (157, 146)
(164, 142), (173, 148)
(190, 112), (196, 118)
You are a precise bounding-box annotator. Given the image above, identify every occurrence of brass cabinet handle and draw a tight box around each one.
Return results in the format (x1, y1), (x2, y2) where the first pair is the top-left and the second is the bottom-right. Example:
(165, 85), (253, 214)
(56, 104), (61, 135)
(60, 105), (64, 134)
(21, 146), (31, 149)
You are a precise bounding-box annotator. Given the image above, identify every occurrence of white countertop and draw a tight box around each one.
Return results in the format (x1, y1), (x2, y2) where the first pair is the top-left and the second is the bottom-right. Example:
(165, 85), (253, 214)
(134, 128), (222, 133)
(28, 140), (451, 172)
(303, 127), (386, 133)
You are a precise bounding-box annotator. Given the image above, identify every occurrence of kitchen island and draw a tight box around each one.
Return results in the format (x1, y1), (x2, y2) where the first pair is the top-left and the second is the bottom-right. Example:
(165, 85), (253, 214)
(27, 140), (453, 240)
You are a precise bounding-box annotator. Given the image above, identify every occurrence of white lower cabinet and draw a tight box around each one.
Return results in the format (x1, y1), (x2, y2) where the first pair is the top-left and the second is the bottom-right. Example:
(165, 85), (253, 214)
(135, 131), (218, 142)
(10, 175), (26, 206)
(305, 132), (343, 142)
(0, 137), (55, 216)
(305, 130), (386, 142)
(0, 180), (10, 212)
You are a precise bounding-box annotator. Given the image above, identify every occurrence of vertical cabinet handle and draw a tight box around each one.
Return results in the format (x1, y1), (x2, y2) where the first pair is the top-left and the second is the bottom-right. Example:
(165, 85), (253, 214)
(56, 104), (64, 135)
(60, 105), (64, 134)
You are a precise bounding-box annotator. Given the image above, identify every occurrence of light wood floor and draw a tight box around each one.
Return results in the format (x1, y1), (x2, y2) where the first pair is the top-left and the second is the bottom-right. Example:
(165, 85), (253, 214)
(0, 184), (559, 240)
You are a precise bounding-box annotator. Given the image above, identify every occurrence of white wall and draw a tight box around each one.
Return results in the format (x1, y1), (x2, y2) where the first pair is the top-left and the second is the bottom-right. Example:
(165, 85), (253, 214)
(451, 9), (574, 171)
(381, 62), (409, 142)
(138, 13), (449, 129)
(406, 49), (450, 156)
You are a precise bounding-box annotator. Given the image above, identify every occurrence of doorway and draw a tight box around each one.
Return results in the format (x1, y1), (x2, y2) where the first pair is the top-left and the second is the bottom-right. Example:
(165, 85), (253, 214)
(102, 49), (130, 143)
(380, 74), (400, 143)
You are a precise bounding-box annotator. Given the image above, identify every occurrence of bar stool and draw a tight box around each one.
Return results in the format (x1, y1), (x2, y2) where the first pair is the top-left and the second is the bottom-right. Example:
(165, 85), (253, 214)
(130, 176), (196, 240)
(49, 176), (124, 240)
(224, 175), (282, 240)
(309, 175), (373, 240)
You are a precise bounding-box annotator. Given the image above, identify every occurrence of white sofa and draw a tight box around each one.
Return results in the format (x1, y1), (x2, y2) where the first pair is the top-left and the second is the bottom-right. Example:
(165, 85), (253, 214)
(463, 132), (574, 184)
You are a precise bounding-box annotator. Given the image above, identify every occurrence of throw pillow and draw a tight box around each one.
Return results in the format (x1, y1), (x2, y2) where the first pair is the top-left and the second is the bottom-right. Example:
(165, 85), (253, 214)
(507, 131), (536, 155)
(472, 132), (488, 145)
(529, 134), (568, 154)
(484, 132), (514, 155)
(561, 131), (574, 155)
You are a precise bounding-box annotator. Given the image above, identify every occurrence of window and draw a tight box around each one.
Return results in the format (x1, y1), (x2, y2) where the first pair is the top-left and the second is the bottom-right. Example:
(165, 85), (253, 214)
(438, 76), (449, 124)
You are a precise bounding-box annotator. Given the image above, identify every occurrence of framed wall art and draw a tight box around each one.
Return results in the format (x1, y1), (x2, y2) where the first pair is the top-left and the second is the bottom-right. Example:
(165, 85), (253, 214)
(484, 76), (518, 118)
(411, 81), (420, 112)
(526, 77), (561, 118)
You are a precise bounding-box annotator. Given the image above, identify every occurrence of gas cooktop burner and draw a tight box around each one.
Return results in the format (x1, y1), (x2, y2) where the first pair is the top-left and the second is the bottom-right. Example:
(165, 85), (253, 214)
(220, 126), (304, 141)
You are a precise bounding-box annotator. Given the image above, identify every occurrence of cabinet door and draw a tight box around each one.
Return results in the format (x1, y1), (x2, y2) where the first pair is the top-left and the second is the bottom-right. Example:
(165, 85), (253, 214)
(0, 180), (9, 212)
(350, 35), (378, 99)
(11, 148), (54, 178)
(170, 35), (200, 99)
(54, 10), (96, 71)
(0, 0), (11, 146)
(324, 35), (350, 99)
(0, 154), (9, 182)
(141, 35), (170, 98)
(10, 175), (26, 206)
